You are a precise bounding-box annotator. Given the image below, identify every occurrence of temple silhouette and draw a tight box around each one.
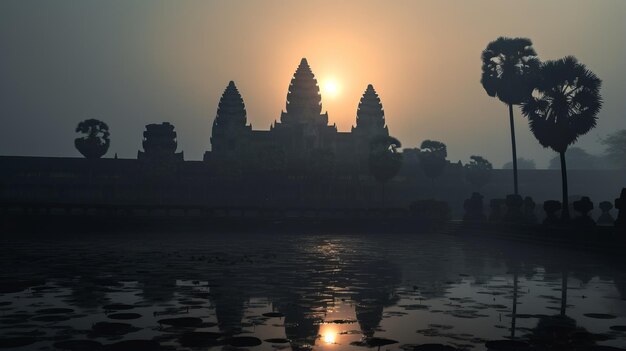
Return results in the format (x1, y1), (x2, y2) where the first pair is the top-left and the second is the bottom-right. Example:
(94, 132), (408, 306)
(0, 58), (623, 219)
(205, 58), (389, 174)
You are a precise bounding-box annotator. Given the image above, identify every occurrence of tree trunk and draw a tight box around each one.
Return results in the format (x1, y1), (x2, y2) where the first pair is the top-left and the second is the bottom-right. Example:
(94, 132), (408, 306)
(381, 182), (385, 207)
(508, 103), (519, 195)
(560, 151), (570, 220)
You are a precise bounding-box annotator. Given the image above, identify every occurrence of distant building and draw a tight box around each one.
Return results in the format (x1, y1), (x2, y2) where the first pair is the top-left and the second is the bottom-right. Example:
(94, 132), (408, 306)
(138, 122), (184, 162)
(205, 58), (389, 173)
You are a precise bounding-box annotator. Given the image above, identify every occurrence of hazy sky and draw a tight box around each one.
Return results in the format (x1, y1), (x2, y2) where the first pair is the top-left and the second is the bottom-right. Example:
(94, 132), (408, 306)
(1, 0), (624, 167)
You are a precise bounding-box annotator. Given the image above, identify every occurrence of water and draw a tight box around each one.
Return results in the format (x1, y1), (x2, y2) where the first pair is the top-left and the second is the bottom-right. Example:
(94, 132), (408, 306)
(1, 231), (626, 350)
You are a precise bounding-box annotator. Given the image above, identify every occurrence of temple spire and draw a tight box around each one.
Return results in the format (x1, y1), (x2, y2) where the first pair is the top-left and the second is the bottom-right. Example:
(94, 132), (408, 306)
(282, 58), (323, 124)
(211, 81), (251, 153)
(353, 84), (388, 136)
(213, 81), (247, 131)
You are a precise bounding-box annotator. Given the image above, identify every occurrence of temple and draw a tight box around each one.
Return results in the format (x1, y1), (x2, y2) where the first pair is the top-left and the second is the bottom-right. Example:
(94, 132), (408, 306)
(138, 122), (184, 162)
(204, 58), (389, 173)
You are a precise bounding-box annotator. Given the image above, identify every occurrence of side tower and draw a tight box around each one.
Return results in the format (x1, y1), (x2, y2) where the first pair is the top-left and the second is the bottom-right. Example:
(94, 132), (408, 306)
(352, 84), (389, 138)
(208, 81), (252, 158)
(137, 122), (184, 161)
(352, 84), (389, 167)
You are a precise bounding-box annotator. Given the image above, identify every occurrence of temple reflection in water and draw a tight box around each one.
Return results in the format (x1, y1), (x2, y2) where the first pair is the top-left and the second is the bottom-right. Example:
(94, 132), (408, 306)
(2, 232), (626, 350)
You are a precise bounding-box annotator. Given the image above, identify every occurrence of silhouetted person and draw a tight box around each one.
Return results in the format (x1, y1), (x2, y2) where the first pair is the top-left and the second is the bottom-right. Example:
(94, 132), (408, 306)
(489, 198), (505, 222)
(543, 200), (561, 226)
(504, 194), (524, 222)
(523, 196), (537, 224)
(463, 192), (485, 221)
(597, 201), (615, 226)
(572, 196), (595, 228)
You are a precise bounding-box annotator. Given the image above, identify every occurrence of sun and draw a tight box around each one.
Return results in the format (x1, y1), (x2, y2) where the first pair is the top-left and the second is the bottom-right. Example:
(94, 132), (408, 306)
(322, 79), (340, 98)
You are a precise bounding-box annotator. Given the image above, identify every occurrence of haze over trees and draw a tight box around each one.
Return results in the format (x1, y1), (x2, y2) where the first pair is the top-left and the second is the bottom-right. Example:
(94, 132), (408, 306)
(464, 155), (493, 190)
(602, 129), (626, 168)
(368, 135), (402, 205)
(503, 158), (536, 170)
(481, 37), (540, 195)
(522, 56), (602, 220)
(74, 119), (110, 159)
(548, 147), (600, 170)
(418, 140), (447, 183)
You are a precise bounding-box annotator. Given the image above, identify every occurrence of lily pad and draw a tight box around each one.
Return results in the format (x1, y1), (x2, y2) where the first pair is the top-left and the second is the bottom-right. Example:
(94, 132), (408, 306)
(179, 332), (223, 347)
(91, 322), (139, 336)
(262, 312), (284, 318)
(584, 313), (617, 319)
(32, 315), (72, 322)
(103, 304), (135, 311)
(36, 308), (74, 314)
(329, 319), (356, 324)
(108, 313), (142, 320)
(365, 337), (398, 347)
(0, 337), (37, 348)
(485, 340), (530, 350)
(227, 336), (263, 347)
(54, 340), (103, 350)
(413, 344), (459, 351)
(103, 340), (160, 351)
(157, 317), (203, 328)
(264, 338), (290, 344)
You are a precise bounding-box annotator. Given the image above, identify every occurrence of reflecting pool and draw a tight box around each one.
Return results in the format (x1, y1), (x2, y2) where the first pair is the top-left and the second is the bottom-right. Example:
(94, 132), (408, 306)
(1, 231), (626, 350)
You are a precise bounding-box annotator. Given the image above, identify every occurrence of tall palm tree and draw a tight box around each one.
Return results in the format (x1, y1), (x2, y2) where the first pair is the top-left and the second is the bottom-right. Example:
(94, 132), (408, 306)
(481, 37), (540, 195)
(368, 135), (402, 206)
(522, 56), (602, 220)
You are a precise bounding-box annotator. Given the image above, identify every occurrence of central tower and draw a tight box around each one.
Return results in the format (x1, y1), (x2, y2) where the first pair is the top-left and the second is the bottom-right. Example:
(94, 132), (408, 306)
(280, 58), (329, 126)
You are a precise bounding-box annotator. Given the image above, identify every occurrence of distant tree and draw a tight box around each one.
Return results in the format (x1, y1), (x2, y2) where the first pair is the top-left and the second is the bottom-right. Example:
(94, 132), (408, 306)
(503, 158), (536, 170)
(419, 140), (447, 182)
(548, 147), (598, 170)
(522, 56), (602, 220)
(602, 129), (626, 168)
(481, 37), (540, 195)
(368, 135), (403, 206)
(74, 119), (110, 159)
(465, 155), (493, 190)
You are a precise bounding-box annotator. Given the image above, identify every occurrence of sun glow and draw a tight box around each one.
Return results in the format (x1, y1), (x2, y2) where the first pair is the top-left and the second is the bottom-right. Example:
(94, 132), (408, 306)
(323, 330), (337, 344)
(322, 79), (340, 98)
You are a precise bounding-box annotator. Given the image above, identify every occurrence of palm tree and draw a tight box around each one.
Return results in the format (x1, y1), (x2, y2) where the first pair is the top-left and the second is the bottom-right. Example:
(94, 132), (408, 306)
(481, 37), (540, 195)
(368, 135), (402, 206)
(522, 56), (602, 220)
(74, 119), (110, 159)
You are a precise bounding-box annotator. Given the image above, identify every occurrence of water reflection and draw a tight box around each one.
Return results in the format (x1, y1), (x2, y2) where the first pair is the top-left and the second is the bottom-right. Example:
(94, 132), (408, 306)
(1, 232), (626, 350)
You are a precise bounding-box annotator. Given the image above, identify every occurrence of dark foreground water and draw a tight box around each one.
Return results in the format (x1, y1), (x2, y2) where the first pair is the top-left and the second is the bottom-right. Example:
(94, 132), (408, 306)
(1, 231), (626, 350)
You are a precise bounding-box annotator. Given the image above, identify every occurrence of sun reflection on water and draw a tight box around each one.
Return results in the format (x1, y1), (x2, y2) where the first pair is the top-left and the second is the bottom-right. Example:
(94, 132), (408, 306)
(322, 328), (337, 344)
